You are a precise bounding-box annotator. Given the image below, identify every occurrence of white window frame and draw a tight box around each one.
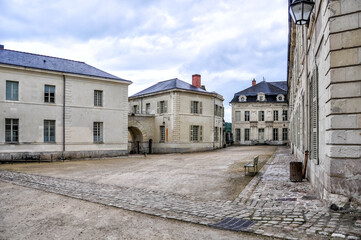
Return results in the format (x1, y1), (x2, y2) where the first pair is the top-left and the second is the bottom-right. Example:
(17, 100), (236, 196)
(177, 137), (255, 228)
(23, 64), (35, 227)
(44, 120), (56, 143)
(44, 85), (55, 103)
(94, 90), (103, 107)
(5, 118), (19, 143)
(93, 122), (103, 143)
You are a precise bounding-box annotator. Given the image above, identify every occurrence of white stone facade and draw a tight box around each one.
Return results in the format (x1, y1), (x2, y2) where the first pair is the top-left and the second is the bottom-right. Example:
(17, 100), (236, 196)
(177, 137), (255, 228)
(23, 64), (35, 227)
(0, 51), (130, 161)
(287, 0), (361, 205)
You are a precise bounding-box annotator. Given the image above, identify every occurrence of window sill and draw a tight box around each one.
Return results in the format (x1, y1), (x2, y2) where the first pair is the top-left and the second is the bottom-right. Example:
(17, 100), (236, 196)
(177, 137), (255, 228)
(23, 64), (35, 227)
(5, 142), (19, 144)
(94, 142), (104, 144)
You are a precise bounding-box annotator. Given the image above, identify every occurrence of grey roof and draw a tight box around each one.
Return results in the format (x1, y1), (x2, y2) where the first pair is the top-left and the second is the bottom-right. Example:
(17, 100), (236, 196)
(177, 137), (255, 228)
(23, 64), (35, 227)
(0, 48), (130, 82)
(130, 78), (210, 97)
(230, 80), (288, 103)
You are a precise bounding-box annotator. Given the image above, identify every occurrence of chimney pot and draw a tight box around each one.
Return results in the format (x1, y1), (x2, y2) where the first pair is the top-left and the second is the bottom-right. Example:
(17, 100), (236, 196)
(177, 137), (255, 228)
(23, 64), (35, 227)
(252, 78), (256, 86)
(192, 74), (201, 88)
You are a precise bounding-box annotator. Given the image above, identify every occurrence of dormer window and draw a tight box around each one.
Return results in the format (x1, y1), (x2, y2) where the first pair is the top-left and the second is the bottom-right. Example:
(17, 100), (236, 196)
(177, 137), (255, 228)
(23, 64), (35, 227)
(238, 95), (247, 102)
(277, 94), (284, 102)
(257, 92), (266, 102)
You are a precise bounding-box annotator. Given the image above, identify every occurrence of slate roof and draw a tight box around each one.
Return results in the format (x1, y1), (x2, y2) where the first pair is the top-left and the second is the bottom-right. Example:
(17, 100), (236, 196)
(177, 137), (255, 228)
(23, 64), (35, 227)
(0, 48), (130, 82)
(130, 78), (211, 98)
(230, 80), (288, 103)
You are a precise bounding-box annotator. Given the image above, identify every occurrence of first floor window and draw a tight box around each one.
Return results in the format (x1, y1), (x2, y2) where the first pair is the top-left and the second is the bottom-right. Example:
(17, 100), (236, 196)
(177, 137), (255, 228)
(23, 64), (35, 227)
(282, 110), (288, 121)
(190, 125), (203, 142)
(191, 101), (202, 114)
(160, 126), (165, 142)
(158, 100), (168, 113)
(44, 85), (55, 103)
(245, 111), (250, 121)
(235, 128), (241, 141)
(245, 129), (250, 141)
(258, 111), (264, 121)
(94, 90), (103, 107)
(235, 111), (241, 122)
(282, 128), (288, 141)
(93, 122), (103, 143)
(6, 81), (19, 101)
(146, 103), (151, 114)
(5, 119), (19, 142)
(44, 120), (55, 142)
(133, 105), (139, 114)
(273, 128), (279, 141)
(274, 110), (279, 121)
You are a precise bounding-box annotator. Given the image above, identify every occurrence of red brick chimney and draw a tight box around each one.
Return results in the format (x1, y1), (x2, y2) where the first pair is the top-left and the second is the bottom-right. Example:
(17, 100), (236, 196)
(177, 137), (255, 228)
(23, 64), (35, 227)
(192, 74), (201, 88)
(252, 78), (256, 86)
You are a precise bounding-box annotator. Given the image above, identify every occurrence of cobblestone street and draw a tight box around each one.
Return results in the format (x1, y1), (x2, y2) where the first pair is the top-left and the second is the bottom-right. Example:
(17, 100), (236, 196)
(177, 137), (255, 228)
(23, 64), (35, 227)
(1, 147), (360, 239)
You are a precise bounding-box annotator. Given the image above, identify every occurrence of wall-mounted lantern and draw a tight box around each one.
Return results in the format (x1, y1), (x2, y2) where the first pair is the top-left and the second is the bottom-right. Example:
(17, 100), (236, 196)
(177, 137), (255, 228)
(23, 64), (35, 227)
(289, 0), (315, 25)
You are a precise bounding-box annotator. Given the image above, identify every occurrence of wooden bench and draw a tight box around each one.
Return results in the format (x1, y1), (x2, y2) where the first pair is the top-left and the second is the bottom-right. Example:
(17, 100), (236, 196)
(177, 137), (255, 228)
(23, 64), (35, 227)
(244, 156), (259, 176)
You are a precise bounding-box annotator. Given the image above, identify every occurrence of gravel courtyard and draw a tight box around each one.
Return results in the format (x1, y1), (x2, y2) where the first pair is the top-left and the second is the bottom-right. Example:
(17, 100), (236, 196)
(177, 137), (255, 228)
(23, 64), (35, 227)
(0, 146), (277, 239)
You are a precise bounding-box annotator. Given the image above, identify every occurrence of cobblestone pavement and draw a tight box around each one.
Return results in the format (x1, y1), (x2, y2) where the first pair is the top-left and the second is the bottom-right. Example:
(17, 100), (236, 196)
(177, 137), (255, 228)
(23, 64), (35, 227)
(1, 147), (360, 240)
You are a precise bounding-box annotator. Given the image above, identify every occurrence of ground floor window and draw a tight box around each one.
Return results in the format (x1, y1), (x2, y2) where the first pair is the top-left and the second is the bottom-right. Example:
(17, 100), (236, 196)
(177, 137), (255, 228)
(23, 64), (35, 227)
(273, 128), (279, 141)
(5, 118), (19, 142)
(214, 127), (219, 141)
(244, 128), (250, 141)
(93, 122), (103, 143)
(190, 125), (203, 142)
(282, 128), (288, 141)
(235, 128), (241, 141)
(44, 120), (55, 142)
(160, 126), (165, 142)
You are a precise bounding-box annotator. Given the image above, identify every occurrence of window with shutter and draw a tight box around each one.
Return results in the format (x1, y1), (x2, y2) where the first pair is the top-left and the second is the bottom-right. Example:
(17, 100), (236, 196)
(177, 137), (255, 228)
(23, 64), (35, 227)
(199, 102), (202, 114)
(310, 68), (319, 164)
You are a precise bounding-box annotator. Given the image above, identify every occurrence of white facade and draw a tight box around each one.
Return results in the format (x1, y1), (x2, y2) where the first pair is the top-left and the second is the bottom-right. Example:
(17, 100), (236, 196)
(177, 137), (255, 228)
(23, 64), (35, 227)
(0, 50), (130, 161)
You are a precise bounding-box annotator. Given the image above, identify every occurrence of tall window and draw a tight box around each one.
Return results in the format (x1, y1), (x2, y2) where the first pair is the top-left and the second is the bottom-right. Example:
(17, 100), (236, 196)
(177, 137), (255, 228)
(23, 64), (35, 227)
(274, 110), (278, 121)
(160, 126), (165, 142)
(191, 101), (202, 114)
(190, 125), (203, 142)
(282, 110), (288, 121)
(133, 105), (139, 114)
(310, 68), (319, 162)
(44, 85), (55, 103)
(6, 81), (18, 101)
(93, 122), (103, 143)
(258, 111), (264, 121)
(282, 128), (288, 141)
(5, 119), (19, 143)
(94, 90), (103, 107)
(245, 111), (250, 121)
(44, 120), (55, 142)
(235, 111), (241, 122)
(245, 129), (250, 141)
(273, 128), (279, 141)
(146, 103), (151, 114)
(158, 101), (168, 113)
(214, 127), (218, 141)
(235, 128), (241, 141)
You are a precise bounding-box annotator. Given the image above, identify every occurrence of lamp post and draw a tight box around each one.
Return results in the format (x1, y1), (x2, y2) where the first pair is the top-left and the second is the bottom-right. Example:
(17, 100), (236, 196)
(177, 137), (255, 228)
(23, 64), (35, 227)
(289, 0), (315, 25)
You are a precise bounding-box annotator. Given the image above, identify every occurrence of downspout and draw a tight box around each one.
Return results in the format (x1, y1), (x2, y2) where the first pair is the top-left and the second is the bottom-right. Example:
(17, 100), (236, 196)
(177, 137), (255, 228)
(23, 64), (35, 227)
(62, 75), (66, 160)
(213, 96), (216, 149)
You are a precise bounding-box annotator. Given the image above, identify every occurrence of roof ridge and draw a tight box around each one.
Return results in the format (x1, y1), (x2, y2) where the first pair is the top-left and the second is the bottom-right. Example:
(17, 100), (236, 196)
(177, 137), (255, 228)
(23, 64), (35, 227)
(2, 48), (85, 64)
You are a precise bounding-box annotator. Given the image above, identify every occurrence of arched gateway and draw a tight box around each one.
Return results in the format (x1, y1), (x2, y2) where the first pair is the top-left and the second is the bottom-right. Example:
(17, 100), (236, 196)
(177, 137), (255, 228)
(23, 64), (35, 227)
(128, 115), (155, 154)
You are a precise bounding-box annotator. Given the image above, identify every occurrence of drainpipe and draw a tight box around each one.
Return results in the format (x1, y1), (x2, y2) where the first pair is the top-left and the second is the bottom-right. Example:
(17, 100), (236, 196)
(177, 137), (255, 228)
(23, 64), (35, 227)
(62, 75), (66, 160)
(213, 97), (216, 149)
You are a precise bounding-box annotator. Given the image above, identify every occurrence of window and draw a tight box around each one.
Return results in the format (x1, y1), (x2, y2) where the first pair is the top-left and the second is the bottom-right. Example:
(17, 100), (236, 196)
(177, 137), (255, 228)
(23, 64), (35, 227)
(274, 110), (279, 121)
(44, 85), (55, 103)
(235, 111), (241, 122)
(190, 125), (203, 142)
(257, 93), (266, 102)
(157, 101), (168, 113)
(6, 81), (18, 101)
(146, 103), (151, 114)
(282, 128), (288, 141)
(133, 105), (139, 114)
(245, 111), (250, 121)
(44, 120), (55, 142)
(93, 122), (103, 143)
(5, 119), (19, 143)
(258, 111), (264, 121)
(282, 110), (288, 121)
(273, 128), (279, 141)
(235, 128), (241, 141)
(277, 94), (284, 102)
(160, 126), (165, 142)
(94, 90), (103, 107)
(245, 129), (250, 141)
(310, 68), (319, 162)
(214, 127), (218, 141)
(239, 95), (247, 102)
(191, 101), (202, 114)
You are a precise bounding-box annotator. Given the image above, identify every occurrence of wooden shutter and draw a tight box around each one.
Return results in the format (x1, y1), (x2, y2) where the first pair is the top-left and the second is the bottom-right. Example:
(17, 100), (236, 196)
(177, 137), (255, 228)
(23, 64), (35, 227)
(190, 101), (194, 113)
(310, 68), (319, 164)
(199, 102), (203, 114)
(190, 125), (193, 141)
(200, 126), (203, 141)
(157, 101), (160, 114)
(164, 100), (168, 113)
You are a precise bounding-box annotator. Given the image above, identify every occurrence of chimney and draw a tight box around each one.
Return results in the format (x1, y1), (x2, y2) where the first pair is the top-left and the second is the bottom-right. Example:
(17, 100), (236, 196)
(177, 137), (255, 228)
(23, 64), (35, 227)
(252, 78), (256, 86)
(192, 74), (201, 88)
(0, 44), (4, 50)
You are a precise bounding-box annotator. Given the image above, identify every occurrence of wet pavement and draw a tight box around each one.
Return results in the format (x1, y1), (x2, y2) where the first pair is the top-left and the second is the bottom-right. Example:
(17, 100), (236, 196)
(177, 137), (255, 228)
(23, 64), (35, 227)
(0, 147), (360, 239)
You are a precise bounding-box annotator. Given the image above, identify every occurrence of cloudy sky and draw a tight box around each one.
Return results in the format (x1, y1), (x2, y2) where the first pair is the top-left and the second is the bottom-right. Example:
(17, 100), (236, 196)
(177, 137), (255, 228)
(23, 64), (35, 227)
(1, 0), (289, 121)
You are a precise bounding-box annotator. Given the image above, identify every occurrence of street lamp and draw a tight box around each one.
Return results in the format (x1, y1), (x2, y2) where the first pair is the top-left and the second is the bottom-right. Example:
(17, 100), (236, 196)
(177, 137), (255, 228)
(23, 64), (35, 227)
(289, 0), (315, 25)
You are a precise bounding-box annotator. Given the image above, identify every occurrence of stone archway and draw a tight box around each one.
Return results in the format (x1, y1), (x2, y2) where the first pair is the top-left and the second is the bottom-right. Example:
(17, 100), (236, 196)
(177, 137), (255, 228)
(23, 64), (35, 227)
(128, 115), (155, 154)
(128, 127), (144, 154)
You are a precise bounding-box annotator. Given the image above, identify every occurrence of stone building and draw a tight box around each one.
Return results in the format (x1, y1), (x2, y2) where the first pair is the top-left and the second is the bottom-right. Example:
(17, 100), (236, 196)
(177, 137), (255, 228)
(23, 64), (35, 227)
(230, 79), (289, 145)
(128, 74), (224, 153)
(0, 46), (131, 161)
(287, 0), (361, 205)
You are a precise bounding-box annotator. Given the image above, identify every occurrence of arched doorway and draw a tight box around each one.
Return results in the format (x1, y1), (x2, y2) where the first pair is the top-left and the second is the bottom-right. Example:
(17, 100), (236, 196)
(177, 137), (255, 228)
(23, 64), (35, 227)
(128, 127), (144, 154)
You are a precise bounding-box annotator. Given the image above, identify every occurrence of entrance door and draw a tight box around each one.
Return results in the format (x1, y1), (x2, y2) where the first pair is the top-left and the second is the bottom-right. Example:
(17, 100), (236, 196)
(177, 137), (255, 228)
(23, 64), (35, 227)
(258, 128), (264, 144)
